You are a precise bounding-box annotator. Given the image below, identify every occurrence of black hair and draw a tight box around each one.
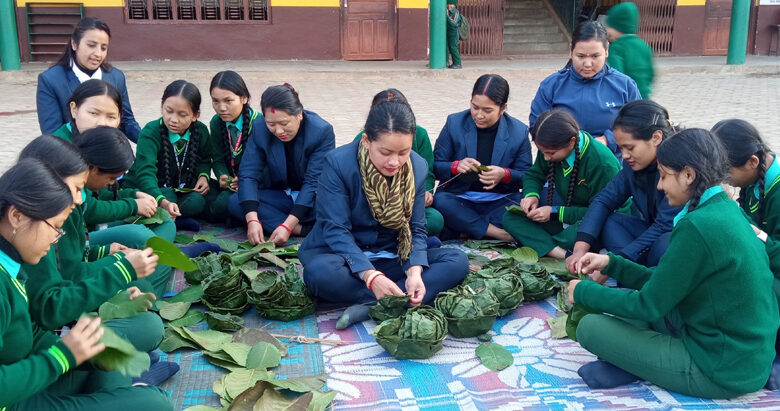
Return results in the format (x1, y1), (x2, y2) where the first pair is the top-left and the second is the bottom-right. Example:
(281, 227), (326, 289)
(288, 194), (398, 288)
(371, 88), (409, 108)
(471, 74), (510, 108)
(657, 128), (729, 212)
(158, 80), (202, 188)
(210, 71), (252, 177)
(69, 79), (122, 116)
(711, 119), (770, 220)
(261, 84), (303, 116)
(612, 100), (674, 141)
(73, 126), (134, 174)
(531, 110), (581, 207)
(18, 134), (89, 178)
(0, 159), (73, 221)
(54, 17), (112, 71)
(565, 21), (609, 68)
(363, 101), (417, 142)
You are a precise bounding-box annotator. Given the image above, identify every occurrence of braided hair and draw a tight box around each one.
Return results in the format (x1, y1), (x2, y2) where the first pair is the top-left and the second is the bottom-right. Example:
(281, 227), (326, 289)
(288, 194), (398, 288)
(711, 119), (770, 221)
(210, 71), (252, 176)
(531, 110), (581, 206)
(157, 80), (202, 188)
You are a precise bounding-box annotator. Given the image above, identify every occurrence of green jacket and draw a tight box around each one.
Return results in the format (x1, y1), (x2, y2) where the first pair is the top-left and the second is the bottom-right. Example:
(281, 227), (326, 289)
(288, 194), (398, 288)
(575, 192), (779, 394)
(23, 204), (138, 330)
(123, 119), (213, 202)
(210, 109), (260, 178)
(522, 132), (621, 225)
(741, 163), (780, 278)
(353, 125), (436, 192)
(82, 188), (138, 226)
(0, 248), (77, 408)
(52, 123), (74, 142)
(608, 34), (654, 99)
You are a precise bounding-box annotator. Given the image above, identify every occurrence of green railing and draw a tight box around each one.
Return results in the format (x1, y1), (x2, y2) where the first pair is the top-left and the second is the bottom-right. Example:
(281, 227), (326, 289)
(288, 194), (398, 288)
(547, 0), (581, 35)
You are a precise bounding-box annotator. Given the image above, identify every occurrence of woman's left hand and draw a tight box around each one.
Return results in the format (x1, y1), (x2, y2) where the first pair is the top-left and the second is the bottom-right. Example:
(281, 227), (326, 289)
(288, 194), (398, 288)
(425, 191), (434, 207)
(109, 242), (128, 255)
(194, 176), (210, 195)
(479, 166), (506, 190)
(527, 205), (552, 222)
(268, 225), (292, 245)
(405, 266), (426, 307)
(567, 279), (580, 305)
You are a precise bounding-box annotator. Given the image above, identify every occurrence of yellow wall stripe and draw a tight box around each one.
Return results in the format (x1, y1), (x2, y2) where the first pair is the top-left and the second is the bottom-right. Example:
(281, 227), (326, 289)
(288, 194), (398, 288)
(399, 0), (427, 9)
(16, 0), (425, 8)
(270, 0), (339, 6)
(677, 0), (705, 5)
(16, 0), (123, 6)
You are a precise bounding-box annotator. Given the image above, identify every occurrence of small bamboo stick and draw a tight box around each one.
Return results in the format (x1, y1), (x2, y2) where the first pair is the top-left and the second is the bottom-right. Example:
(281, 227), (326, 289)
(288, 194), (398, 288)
(269, 333), (350, 345)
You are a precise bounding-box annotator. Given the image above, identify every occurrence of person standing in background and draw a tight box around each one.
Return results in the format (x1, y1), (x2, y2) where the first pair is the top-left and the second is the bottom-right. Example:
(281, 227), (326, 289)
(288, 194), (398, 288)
(606, 2), (655, 99)
(446, 0), (463, 69)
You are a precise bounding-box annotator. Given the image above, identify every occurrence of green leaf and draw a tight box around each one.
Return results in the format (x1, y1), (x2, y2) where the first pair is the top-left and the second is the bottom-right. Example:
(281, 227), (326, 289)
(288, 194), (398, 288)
(171, 326), (234, 352)
(166, 284), (204, 303)
(98, 290), (155, 322)
(145, 236), (198, 272)
(218, 341), (252, 366)
(507, 247), (539, 264)
(205, 311), (244, 332)
(213, 238), (240, 253)
(124, 207), (170, 225)
(193, 233), (216, 242)
(233, 328), (288, 357)
(228, 380), (269, 411)
(158, 301), (192, 321)
(223, 369), (275, 401)
(475, 343), (514, 371)
(540, 257), (576, 280)
(369, 295), (410, 322)
(473, 164), (491, 172)
(175, 234), (196, 244)
(477, 333), (492, 342)
(505, 204), (526, 216)
(167, 309), (205, 327)
(159, 327), (198, 352)
(262, 374), (327, 393)
(547, 313), (568, 339)
(464, 239), (516, 250)
(306, 390), (338, 411)
(91, 325), (151, 377)
(253, 385), (312, 411)
(256, 252), (288, 268)
(174, 187), (195, 193)
(227, 242), (275, 266)
(246, 341), (282, 370)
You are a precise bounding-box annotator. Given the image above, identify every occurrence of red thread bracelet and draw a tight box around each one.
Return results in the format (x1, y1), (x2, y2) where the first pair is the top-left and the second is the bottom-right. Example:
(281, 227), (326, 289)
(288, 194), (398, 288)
(247, 219), (261, 226)
(502, 167), (511, 184)
(367, 272), (386, 291)
(279, 223), (293, 234)
(451, 160), (460, 175)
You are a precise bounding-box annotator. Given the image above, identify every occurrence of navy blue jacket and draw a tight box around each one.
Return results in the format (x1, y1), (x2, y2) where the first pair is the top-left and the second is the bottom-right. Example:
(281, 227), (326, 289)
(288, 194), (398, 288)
(433, 109), (532, 194)
(238, 110), (335, 218)
(36, 64), (140, 142)
(577, 162), (681, 261)
(529, 65), (641, 154)
(299, 141), (429, 274)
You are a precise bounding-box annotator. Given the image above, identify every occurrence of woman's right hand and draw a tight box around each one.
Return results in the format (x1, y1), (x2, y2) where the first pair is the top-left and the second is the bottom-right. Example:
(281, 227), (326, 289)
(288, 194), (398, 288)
(61, 316), (105, 366)
(369, 275), (405, 301)
(218, 175), (229, 189)
(247, 221), (265, 245)
(575, 252), (610, 275)
(520, 196), (539, 215)
(124, 248), (159, 279)
(160, 199), (181, 219)
(135, 196), (158, 218)
(565, 242), (591, 274)
(457, 158), (481, 174)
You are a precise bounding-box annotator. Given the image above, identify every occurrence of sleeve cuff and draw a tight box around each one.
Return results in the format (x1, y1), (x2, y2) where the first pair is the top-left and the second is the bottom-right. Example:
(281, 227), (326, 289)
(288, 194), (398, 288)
(576, 232), (597, 245)
(198, 173), (209, 179)
(290, 204), (311, 221)
(524, 192), (540, 199)
(558, 206), (566, 223)
(241, 200), (260, 216)
(502, 168), (511, 184)
(48, 340), (77, 374)
(451, 161), (460, 175)
(155, 195), (166, 205)
(113, 257), (137, 284)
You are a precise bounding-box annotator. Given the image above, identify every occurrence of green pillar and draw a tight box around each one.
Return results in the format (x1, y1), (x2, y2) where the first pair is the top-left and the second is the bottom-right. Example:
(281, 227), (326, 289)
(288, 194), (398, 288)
(0, 0), (21, 70)
(429, 0), (446, 69)
(726, 0), (750, 65)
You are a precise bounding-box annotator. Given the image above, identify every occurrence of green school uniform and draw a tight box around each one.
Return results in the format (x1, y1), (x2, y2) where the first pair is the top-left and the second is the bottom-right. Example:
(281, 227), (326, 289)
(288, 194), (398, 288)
(353, 126), (443, 236)
(503, 132), (621, 255)
(123, 119), (217, 218)
(608, 35), (654, 99)
(574, 190), (779, 397)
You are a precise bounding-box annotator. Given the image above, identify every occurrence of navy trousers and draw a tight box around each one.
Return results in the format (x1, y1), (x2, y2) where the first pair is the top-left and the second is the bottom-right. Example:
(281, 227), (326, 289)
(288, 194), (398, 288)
(433, 191), (524, 239)
(228, 190), (314, 234)
(301, 247), (468, 306)
(600, 212), (671, 267)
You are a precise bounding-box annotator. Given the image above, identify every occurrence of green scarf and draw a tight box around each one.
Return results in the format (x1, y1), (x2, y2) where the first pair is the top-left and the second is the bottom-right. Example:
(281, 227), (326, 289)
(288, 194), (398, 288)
(358, 142), (415, 261)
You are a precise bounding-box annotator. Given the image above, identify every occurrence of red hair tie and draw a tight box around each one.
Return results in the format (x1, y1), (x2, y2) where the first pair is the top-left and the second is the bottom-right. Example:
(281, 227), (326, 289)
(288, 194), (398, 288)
(283, 82), (295, 92)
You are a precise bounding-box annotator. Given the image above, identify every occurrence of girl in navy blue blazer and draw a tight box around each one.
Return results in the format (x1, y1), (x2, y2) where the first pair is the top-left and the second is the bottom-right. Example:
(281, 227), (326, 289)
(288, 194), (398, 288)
(433, 74), (533, 241)
(566, 100), (681, 273)
(36, 18), (140, 142)
(529, 21), (641, 156)
(230, 84), (335, 246)
(299, 101), (468, 329)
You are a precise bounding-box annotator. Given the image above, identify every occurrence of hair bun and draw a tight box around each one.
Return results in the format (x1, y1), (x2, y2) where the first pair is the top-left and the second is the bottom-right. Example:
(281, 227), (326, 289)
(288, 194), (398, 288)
(283, 83), (295, 92)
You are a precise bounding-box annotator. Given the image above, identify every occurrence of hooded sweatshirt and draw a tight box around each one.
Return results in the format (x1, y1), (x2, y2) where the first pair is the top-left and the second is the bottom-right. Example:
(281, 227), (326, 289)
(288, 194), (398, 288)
(606, 2), (655, 99)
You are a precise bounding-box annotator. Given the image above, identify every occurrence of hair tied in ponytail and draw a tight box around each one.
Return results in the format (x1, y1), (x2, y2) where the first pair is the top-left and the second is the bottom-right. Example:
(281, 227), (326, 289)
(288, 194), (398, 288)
(283, 83), (294, 91)
(386, 92), (394, 99)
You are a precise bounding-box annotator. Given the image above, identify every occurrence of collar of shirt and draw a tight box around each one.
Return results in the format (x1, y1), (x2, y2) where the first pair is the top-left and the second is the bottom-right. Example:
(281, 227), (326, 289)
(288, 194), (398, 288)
(673, 185), (724, 226)
(71, 58), (103, 83)
(563, 130), (588, 175)
(168, 129), (191, 145)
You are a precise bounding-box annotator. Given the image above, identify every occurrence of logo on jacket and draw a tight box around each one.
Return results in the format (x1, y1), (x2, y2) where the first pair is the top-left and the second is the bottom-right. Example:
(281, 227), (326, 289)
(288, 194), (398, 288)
(605, 101), (617, 108)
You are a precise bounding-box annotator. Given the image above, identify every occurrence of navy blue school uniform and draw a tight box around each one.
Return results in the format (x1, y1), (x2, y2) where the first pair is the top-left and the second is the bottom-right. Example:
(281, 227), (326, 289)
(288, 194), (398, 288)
(230, 110), (335, 233)
(36, 65), (140, 142)
(577, 162), (681, 266)
(432, 109), (532, 239)
(299, 141), (469, 305)
(529, 65), (641, 156)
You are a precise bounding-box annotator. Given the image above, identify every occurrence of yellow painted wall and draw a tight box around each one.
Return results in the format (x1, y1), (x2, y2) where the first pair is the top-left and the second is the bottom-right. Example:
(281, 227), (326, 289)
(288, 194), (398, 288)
(677, 0), (706, 6)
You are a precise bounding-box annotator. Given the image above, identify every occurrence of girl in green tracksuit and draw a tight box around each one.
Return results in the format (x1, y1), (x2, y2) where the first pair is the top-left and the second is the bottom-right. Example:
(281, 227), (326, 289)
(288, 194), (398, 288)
(0, 158), (172, 411)
(503, 109), (621, 258)
(570, 128), (779, 398)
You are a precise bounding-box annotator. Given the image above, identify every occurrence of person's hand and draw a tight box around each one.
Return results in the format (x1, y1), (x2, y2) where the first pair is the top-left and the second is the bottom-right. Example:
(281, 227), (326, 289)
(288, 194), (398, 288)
(218, 175), (230, 189)
(134, 195), (157, 218)
(229, 176), (238, 191)
(589, 271), (609, 284)
(457, 158), (481, 174)
(568, 279), (580, 305)
(527, 205), (552, 222)
(752, 224), (768, 242)
(520, 196), (539, 215)
(109, 242), (128, 255)
(595, 136), (608, 146)
(368, 275), (405, 301)
(268, 224), (292, 246)
(575, 252), (610, 275)
(136, 191), (155, 202)
(479, 166), (506, 190)
(425, 191), (434, 207)
(193, 176), (210, 195)
(247, 221), (265, 245)
(565, 242), (591, 273)
(160, 199), (181, 219)
(405, 266), (426, 307)
(126, 286), (142, 299)
(61, 316), (105, 366)
(124, 248), (159, 279)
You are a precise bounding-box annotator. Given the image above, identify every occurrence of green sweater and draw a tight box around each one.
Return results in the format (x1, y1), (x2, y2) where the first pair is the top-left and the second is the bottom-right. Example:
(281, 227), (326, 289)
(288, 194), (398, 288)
(23, 205), (138, 330)
(742, 164), (780, 278)
(210, 109), (260, 178)
(82, 187), (138, 226)
(522, 132), (621, 225)
(608, 34), (654, 99)
(0, 243), (77, 408)
(52, 123), (74, 142)
(574, 192), (779, 394)
(353, 125), (436, 192)
(123, 119), (214, 202)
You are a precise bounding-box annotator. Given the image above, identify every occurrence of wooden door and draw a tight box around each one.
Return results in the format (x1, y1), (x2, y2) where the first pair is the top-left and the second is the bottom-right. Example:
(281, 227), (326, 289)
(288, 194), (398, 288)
(342, 0), (395, 60)
(702, 0), (732, 55)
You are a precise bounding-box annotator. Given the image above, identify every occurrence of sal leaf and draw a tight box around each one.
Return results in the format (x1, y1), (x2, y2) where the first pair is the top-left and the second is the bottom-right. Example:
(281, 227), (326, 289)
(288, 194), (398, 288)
(306, 390), (338, 411)
(223, 369), (275, 401)
(233, 328), (288, 357)
(205, 311), (244, 332)
(475, 343), (514, 371)
(262, 374), (327, 393)
(166, 284), (204, 303)
(246, 341), (282, 370)
(506, 247), (539, 264)
(91, 324), (150, 377)
(213, 238), (240, 253)
(175, 234), (196, 244)
(124, 207), (170, 225)
(193, 233), (216, 242)
(98, 290), (155, 322)
(167, 309), (205, 327)
(157, 301), (192, 321)
(145, 236), (198, 272)
(547, 313), (568, 339)
(505, 204), (526, 216)
(253, 385), (311, 411)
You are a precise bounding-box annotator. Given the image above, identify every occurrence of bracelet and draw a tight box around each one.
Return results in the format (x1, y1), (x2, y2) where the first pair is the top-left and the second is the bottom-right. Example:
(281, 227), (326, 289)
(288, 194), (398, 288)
(451, 160), (460, 175)
(502, 167), (511, 184)
(247, 219), (261, 226)
(367, 272), (386, 291)
(279, 223), (293, 234)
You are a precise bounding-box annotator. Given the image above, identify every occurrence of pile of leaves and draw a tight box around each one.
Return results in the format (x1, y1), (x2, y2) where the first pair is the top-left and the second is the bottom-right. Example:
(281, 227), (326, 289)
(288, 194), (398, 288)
(247, 264), (315, 321)
(462, 258), (525, 317)
(368, 295), (410, 322)
(434, 285), (500, 338)
(202, 259), (250, 315)
(372, 305), (448, 359)
(517, 262), (558, 301)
